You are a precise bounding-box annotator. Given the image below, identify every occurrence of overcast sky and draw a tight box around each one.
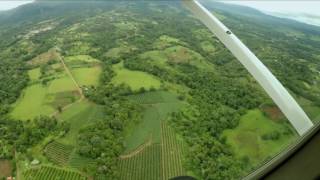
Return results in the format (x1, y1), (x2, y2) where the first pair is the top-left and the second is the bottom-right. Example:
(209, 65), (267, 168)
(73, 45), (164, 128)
(0, 1), (33, 11)
(1, 1), (320, 15)
(221, 1), (320, 26)
(222, 1), (320, 15)
(1, 1), (320, 26)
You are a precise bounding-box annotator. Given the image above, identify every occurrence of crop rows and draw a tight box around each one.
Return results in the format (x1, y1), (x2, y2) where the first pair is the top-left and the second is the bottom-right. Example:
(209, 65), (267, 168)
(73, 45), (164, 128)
(68, 152), (96, 169)
(161, 121), (185, 179)
(119, 121), (186, 180)
(119, 144), (161, 180)
(23, 165), (87, 180)
(128, 91), (165, 104)
(45, 141), (74, 165)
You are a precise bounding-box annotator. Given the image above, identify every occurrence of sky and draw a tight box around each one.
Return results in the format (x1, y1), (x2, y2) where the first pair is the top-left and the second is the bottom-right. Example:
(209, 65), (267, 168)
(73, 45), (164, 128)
(222, 1), (320, 15)
(222, 1), (320, 26)
(0, 1), (320, 26)
(0, 1), (34, 11)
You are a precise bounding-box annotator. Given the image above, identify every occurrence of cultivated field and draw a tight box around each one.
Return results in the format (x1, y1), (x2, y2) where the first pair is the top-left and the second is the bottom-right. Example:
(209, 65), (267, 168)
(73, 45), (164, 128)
(161, 121), (186, 179)
(119, 121), (186, 180)
(57, 100), (104, 145)
(23, 165), (87, 180)
(44, 141), (74, 166)
(124, 91), (183, 152)
(120, 144), (161, 180)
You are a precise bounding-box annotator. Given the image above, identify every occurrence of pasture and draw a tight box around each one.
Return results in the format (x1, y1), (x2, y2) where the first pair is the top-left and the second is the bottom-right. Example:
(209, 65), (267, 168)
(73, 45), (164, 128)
(28, 68), (41, 81)
(48, 77), (78, 93)
(10, 84), (55, 120)
(112, 62), (161, 91)
(153, 35), (187, 50)
(200, 41), (216, 53)
(71, 67), (101, 86)
(223, 109), (298, 166)
(140, 50), (168, 64)
(65, 55), (100, 63)
(10, 73), (80, 120)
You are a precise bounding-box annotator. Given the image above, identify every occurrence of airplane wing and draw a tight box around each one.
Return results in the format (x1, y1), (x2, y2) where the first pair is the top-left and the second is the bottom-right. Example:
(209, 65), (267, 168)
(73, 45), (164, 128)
(183, 0), (313, 136)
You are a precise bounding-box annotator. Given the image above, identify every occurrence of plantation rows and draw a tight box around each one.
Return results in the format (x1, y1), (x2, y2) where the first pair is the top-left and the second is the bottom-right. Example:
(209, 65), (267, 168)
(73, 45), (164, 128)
(23, 165), (87, 180)
(129, 91), (179, 105)
(45, 141), (74, 165)
(119, 144), (161, 180)
(161, 121), (186, 179)
(119, 122), (186, 180)
(68, 152), (96, 169)
(129, 91), (165, 104)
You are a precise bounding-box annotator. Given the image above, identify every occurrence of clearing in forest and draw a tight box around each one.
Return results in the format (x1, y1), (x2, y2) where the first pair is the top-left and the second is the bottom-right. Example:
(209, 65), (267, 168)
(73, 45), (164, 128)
(71, 67), (102, 86)
(27, 49), (59, 66)
(112, 62), (161, 91)
(10, 49), (84, 120)
(10, 84), (56, 120)
(223, 109), (298, 166)
(0, 160), (12, 179)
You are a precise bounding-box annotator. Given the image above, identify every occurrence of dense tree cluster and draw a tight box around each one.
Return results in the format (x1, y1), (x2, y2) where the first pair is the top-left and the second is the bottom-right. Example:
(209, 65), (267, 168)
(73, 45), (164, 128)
(79, 64), (142, 178)
(0, 60), (28, 105)
(0, 116), (67, 159)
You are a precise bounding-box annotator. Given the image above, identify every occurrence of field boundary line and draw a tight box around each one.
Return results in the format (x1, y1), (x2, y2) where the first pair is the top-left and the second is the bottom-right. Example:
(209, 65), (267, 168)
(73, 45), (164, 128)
(120, 136), (152, 159)
(57, 53), (84, 98)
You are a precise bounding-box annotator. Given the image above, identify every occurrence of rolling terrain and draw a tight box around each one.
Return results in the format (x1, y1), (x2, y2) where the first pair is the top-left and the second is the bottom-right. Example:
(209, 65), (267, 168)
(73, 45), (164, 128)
(0, 1), (320, 180)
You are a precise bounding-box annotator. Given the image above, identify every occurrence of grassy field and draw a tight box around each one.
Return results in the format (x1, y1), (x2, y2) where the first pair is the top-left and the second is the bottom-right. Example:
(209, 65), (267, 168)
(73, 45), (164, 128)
(153, 35), (187, 50)
(200, 41), (216, 53)
(71, 67), (101, 86)
(28, 68), (41, 81)
(57, 100), (104, 145)
(112, 62), (161, 91)
(223, 109), (298, 166)
(10, 84), (55, 120)
(140, 50), (168, 64)
(48, 77), (78, 93)
(10, 72), (80, 120)
(105, 45), (135, 59)
(23, 165), (87, 180)
(65, 55), (100, 63)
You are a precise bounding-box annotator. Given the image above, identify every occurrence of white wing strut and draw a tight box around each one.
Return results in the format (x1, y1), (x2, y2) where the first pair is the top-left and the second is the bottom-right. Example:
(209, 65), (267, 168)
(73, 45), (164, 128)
(183, 0), (313, 136)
